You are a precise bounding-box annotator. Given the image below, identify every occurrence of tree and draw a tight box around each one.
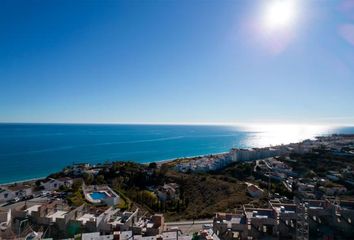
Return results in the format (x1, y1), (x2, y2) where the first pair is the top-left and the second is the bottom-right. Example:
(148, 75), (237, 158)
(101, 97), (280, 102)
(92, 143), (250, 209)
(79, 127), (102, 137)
(83, 173), (94, 185)
(35, 180), (41, 187)
(72, 179), (83, 192)
(148, 162), (157, 169)
(96, 175), (105, 185)
(160, 164), (169, 175)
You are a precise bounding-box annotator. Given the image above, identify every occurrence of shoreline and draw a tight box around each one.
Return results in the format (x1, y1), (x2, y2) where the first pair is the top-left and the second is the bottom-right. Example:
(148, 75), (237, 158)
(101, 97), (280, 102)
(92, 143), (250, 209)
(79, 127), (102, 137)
(0, 176), (45, 187)
(0, 151), (231, 186)
(0, 135), (323, 186)
(145, 151), (230, 165)
(1, 132), (348, 186)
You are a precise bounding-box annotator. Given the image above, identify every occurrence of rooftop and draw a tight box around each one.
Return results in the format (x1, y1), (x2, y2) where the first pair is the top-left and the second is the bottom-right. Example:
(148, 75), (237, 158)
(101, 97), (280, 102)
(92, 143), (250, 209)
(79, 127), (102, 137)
(47, 210), (67, 221)
(77, 213), (97, 224)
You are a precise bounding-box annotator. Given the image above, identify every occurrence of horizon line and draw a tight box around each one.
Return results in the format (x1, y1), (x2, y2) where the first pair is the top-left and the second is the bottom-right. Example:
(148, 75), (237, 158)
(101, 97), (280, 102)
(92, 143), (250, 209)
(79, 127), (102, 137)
(1, 121), (354, 127)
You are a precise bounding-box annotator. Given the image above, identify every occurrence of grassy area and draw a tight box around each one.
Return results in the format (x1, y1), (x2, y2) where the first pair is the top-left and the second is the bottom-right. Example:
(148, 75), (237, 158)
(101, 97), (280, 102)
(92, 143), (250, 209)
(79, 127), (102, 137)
(57, 161), (265, 220)
(67, 190), (85, 206)
(113, 187), (133, 210)
(117, 196), (128, 209)
(168, 173), (250, 220)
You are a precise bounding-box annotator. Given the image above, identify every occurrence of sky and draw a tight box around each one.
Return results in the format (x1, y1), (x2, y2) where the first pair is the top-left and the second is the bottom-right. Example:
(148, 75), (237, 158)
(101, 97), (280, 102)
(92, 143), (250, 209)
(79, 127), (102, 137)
(1, 0), (354, 125)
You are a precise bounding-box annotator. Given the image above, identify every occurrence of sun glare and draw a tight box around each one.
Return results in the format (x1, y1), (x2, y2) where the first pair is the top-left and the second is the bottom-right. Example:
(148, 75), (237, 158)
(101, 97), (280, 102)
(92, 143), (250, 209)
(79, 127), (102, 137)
(263, 0), (298, 31)
(238, 124), (333, 147)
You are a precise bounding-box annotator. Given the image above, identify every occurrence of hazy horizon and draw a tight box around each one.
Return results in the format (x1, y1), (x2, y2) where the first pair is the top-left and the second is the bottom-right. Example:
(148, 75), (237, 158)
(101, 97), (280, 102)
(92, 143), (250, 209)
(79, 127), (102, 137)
(1, 121), (354, 129)
(0, 121), (354, 127)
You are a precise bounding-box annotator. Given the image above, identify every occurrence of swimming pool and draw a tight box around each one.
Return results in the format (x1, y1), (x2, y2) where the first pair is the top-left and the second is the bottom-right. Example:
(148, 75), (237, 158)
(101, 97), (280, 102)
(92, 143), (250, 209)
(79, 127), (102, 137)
(90, 191), (109, 200)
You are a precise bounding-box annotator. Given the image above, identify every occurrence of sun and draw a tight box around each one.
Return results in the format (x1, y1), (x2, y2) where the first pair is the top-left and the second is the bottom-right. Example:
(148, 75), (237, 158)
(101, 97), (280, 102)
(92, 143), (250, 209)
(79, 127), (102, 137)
(262, 0), (298, 31)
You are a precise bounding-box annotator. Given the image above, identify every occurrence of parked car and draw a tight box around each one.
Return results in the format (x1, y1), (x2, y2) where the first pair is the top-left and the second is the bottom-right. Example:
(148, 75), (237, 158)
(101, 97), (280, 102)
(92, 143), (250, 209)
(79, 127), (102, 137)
(9, 197), (20, 203)
(203, 224), (213, 229)
(21, 195), (34, 201)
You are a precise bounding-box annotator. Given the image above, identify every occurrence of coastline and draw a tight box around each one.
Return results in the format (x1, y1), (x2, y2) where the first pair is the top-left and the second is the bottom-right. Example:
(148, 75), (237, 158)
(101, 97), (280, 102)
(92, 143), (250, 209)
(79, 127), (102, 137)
(0, 151), (231, 186)
(145, 151), (230, 165)
(0, 176), (45, 186)
(1, 129), (352, 186)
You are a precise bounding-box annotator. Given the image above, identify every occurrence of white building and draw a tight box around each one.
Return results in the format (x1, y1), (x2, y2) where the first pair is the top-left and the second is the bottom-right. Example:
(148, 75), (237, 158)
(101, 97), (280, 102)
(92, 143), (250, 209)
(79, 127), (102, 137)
(0, 184), (33, 203)
(230, 147), (280, 162)
(40, 177), (73, 191)
(0, 188), (15, 203)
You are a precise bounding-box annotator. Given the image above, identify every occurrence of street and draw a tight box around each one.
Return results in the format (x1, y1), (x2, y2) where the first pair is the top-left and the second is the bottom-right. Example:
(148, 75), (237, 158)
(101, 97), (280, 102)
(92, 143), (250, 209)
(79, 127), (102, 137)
(164, 219), (213, 234)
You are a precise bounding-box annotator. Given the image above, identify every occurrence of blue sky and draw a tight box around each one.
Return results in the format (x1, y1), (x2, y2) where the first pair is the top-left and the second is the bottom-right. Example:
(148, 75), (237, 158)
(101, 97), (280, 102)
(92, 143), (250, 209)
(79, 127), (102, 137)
(1, 0), (354, 125)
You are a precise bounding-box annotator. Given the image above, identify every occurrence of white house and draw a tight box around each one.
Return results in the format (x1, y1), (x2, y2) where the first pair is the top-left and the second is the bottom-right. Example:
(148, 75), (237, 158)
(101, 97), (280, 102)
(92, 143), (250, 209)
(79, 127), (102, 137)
(0, 184), (33, 203)
(0, 188), (15, 203)
(41, 177), (73, 191)
(72, 163), (91, 176)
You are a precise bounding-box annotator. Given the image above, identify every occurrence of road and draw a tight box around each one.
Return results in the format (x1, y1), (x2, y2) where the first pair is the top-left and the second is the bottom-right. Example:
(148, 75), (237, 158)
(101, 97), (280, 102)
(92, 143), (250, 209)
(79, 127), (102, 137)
(164, 219), (213, 234)
(0, 197), (49, 211)
(165, 220), (212, 226)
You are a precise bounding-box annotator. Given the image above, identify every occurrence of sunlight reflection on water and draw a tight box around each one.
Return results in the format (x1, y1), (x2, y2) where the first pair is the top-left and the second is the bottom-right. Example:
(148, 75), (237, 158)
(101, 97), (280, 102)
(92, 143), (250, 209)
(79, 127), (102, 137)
(235, 124), (336, 148)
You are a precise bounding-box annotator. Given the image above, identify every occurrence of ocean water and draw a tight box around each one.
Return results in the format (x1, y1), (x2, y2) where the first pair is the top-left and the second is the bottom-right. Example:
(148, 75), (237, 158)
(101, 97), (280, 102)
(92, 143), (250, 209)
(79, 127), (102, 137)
(0, 123), (353, 184)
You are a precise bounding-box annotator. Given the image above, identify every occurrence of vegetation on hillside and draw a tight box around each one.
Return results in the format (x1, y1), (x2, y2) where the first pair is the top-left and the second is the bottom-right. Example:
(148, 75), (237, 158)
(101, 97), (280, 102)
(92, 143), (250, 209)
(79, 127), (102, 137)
(57, 161), (260, 220)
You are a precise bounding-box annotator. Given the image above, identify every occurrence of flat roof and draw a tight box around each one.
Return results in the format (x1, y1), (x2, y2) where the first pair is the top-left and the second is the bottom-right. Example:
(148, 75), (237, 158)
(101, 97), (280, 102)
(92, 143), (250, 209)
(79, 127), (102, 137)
(26, 205), (41, 215)
(47, 210), (67, 221)
(245, 209), (275, 219)
(78, 213), (96, 224)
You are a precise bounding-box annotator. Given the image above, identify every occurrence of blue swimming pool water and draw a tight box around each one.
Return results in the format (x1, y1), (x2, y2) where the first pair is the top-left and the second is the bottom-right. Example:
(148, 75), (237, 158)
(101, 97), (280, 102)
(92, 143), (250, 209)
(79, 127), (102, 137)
(90, 191), (109, 200)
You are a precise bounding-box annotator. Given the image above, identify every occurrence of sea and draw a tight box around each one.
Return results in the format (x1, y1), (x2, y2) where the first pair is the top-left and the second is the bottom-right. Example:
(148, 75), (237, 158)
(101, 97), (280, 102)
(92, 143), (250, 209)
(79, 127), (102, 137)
(0, 123), (354, 184)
